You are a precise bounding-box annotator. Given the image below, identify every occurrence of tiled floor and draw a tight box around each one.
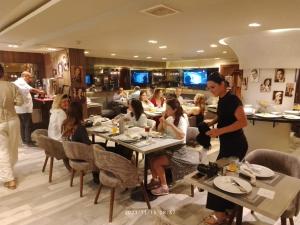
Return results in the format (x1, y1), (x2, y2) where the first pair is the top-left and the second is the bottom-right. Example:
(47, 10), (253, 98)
(0, 141), (299, 225)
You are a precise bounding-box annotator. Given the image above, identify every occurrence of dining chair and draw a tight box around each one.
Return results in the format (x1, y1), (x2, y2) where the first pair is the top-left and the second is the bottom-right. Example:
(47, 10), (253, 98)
(93, 144), (151, 223)
(31, 129), (48, 143)
(245, 148), (300, 225)
(35, 135), (69, 183)
(62, 141), (97, 197)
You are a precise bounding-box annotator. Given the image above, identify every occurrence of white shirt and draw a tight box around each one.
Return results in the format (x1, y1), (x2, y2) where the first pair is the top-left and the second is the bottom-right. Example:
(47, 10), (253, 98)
(165, 115), (188, 144)
(48, 108), (67, 140)
(13, 78), (33, 113)
(125, 112), (147, 128)
(141, 100), (154, 111)
(177, 96), (184, 104)
(130, 90), (140, 100)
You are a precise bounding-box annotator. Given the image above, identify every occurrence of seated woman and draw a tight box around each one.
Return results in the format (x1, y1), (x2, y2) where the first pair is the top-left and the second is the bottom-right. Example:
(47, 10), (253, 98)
(140, 90), (154, 111)
(124, 99), (148, 128)
(62, 101), (99, 184)
(151, 89), (165, 108)
(185, 93), (205, 127)
(48, 94), (69, 140)
(149, 98), (199, 196)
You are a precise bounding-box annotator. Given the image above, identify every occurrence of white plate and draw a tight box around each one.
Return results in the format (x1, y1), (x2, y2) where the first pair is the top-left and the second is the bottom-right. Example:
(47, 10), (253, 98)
(283, 115), (300, 120)
(92, 127), (110, 133)
(254, 113), (282, 118)
(284, 110), (300, 115)
(240, 164), (275, 178)
(213, 176), (252, 194)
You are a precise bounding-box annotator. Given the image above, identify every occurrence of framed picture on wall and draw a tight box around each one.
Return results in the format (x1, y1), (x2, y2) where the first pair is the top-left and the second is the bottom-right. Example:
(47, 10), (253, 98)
(249, 68), (259, 82)
(285, 83), (295, 97)
(242, 77), (248, 90)
(260, 78), (272, 92)
(71, 65), (82, 85)
(273, 91), (284, 105)
(274, 69), (285, 82)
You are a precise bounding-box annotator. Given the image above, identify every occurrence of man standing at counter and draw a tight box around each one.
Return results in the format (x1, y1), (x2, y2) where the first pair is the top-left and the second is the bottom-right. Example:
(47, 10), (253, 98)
(14, 71), (44, 146)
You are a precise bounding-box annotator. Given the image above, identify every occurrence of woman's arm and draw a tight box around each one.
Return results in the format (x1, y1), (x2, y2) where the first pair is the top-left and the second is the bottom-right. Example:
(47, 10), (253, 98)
(206, 116), (218, 127)
(164, 119), (185, 140)
(206, 106), (247, 138)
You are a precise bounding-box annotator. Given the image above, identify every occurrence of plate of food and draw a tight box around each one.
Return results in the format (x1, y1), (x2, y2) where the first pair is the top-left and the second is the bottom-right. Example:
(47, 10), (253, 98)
(213, 176), (252, 194)
(284, 110), (300, 115)
(283, 115), (300, 120)
(254, 113), (282, 118)
(240, 163), (275, 178)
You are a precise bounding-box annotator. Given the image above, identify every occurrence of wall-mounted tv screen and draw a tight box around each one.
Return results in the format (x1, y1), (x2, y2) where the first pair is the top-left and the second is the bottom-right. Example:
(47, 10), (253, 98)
(131, 70), (150, 86)
(85, 74), (93, 85)
(183, 69), (207, 88)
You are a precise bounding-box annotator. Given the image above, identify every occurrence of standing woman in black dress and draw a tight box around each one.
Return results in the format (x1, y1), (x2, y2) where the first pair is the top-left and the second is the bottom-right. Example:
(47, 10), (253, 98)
(204, 72), (248, 225)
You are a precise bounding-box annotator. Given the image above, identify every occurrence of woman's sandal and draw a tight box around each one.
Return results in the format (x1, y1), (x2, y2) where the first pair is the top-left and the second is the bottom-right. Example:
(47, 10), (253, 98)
(4, 180), (17, 190)
(203, 214), (229, 225)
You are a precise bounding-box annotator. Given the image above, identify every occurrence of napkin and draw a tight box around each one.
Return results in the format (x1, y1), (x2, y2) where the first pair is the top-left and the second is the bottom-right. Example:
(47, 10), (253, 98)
(257, 188), (275, 199)
(106, 141), (115, 147)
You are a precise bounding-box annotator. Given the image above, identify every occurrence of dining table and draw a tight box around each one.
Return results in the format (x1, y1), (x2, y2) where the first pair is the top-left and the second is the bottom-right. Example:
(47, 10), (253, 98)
(87, 118), (183, 187)
(184, 160), (300, 225)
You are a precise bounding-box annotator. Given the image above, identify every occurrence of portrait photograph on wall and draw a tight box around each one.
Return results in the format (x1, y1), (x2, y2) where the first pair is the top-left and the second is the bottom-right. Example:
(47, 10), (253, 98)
(285, 83), (295, 97)
(71, 86), (86, 103)
(260, 78), (272, 92)
(71, 65), (83, 85)
(274, 68), (285, 82)
(224, 75), (233, 87)
(272, 91), (284, 105)
(249, 68), (260, 82)
(242, 77), (248, 90)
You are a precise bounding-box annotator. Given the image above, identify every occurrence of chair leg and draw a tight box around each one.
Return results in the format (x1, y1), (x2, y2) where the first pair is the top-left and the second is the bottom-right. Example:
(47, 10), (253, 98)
(135, 152), (139, 167)
(141, 182), (151, 209)
(109, 188), (115, 223)
(42, 156), (49, 172)
(70, 169), (75, 187)
(80, 171), (84, 197)
(94, 184), (103, 204)
(251, 210), (254, 214)
(190, 184), (194, 197)
(281, 217), (287, 225)
(49, 157), (54, 183)
(289, 217), (294, 225)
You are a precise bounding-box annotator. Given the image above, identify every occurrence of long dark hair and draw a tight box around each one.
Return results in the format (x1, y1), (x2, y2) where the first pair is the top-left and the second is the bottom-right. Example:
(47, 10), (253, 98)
(62, 101), (83, 137)
(166, 98), (183, 127)
(130, 99), (144, 121)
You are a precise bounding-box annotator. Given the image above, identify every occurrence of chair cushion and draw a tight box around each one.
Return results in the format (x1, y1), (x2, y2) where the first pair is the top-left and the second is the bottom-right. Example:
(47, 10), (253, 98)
(100, 171), (121, 188)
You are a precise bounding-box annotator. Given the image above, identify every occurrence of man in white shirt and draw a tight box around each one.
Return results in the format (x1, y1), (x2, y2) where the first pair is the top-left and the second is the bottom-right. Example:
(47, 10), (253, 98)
(129, 86), (141, 100)
(14, 71), (43, 146)
(175, 87), (184, 104)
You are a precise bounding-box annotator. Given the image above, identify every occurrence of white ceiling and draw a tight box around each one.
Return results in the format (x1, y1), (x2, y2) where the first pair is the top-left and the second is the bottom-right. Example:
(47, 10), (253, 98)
(1, 0), (300, 62)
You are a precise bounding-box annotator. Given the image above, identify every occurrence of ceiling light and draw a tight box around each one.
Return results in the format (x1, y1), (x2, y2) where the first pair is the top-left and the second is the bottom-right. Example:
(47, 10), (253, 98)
(159, 45), (167, 49)
(196, 50), (205, 53)
(148, 40), (158, 44)
(210, 44), (218, 48)
(133, 55), (139, 58)
(248, 23), (261, 27)
(8, 44), (19, 48)
(268, 28), (300, 33)
(146, 56), (152, 59)
(162, 57), (167, 60)
(111, 53), (116, 56)
(222, 51), (228, 54)
(214, 57), (220, 60)
(84, 51), (89, 54)
(47, 48), (57, 51)
(219, 38), (228, 46)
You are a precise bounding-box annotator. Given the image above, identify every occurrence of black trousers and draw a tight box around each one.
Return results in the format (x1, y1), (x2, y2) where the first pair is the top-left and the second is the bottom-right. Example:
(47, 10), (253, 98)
(206, 132), (248, 212)
(18, 113), (32, 144)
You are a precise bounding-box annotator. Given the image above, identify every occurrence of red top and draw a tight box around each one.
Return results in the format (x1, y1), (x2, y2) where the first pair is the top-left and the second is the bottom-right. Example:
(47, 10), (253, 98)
(151, 97), (164, 108)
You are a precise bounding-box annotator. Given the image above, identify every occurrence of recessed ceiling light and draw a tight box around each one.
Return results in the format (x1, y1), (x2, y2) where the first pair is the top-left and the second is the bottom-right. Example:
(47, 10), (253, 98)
(8, 44), (19, 48)
(210, 44), (218, 48)
(162, 57), (167, 60)
(146, 56), (152, 59)
(84, 51), (89, 54)
(196, 50), (205, 53)
(111, 53), (116, 56)
(222, 51), (228, 54)
(47, 48), (57, 51)
(214, 57), (220, 60)
(133, 55), (139, 58)
(148, 40), (158, 44)
(219, 38), (228, 46)
(248, 23), (261, 27)
(159, 45), (167, 49)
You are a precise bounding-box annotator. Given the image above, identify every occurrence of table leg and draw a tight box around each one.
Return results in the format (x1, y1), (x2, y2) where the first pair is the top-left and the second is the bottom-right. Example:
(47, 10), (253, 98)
(92, 134), (95, 144)
(144, 154), (148, 185)
(235, 205), (243, 225)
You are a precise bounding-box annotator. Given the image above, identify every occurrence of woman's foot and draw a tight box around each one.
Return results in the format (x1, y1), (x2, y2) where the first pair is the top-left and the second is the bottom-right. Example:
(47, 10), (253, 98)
(147, 178), (160, 190)
(203, 212), (229, 225)
(4, 180), (17, 190)
(151, 185), (169, 196)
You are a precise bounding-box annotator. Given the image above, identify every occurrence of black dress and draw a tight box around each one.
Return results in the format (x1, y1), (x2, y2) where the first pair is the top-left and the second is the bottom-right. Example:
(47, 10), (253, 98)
(206, 92), (248, 212)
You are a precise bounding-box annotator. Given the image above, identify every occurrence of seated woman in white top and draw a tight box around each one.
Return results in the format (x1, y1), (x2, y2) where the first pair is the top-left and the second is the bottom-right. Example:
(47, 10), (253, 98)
(140, 90), (154, 111)
(124, 99), (148, 128)
(149, 98), (199, 196)
(48, 94), (69, 140)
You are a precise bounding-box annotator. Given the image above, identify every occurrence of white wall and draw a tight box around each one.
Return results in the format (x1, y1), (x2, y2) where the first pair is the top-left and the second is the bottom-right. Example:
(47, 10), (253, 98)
(242, 68), (297, 111)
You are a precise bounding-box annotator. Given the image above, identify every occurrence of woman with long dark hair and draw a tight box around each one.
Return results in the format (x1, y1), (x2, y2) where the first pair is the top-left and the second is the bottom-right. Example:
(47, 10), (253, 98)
(140, 90), (154, 110)
(149, 98), (199, 196)
(124, 99), (147, 128)
(204, 72), (248, 225)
